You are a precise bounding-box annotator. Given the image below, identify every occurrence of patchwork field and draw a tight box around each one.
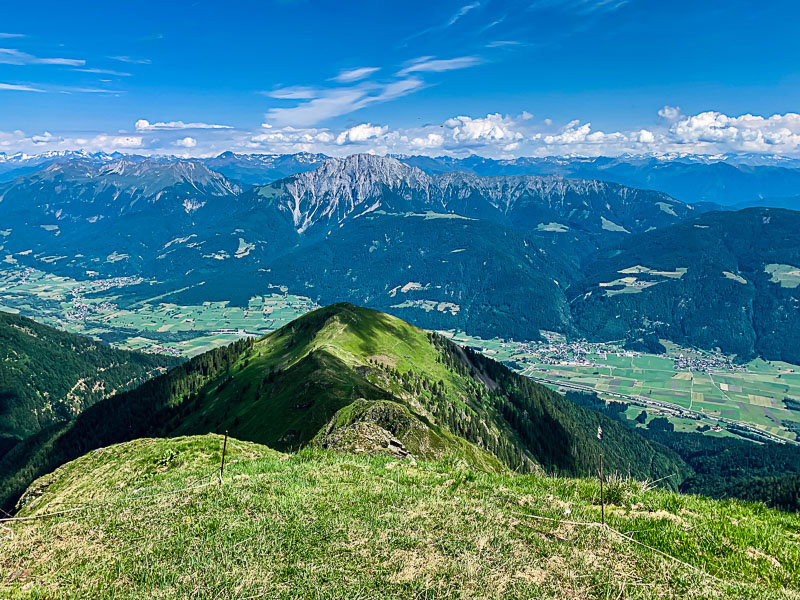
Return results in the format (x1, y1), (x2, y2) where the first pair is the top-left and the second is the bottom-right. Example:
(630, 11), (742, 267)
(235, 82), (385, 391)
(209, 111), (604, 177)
(0, 266), (317, 356)
(440, 331), (800, 443)
(2, 264), (799, 441)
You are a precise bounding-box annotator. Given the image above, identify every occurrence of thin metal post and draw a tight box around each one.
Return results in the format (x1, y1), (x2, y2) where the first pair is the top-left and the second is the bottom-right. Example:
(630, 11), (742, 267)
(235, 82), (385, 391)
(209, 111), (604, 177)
(219, 430), (228, 485)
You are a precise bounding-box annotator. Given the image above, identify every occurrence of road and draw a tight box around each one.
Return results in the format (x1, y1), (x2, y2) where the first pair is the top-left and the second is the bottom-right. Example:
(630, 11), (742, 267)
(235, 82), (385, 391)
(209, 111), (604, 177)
(524, 373), (797, 446)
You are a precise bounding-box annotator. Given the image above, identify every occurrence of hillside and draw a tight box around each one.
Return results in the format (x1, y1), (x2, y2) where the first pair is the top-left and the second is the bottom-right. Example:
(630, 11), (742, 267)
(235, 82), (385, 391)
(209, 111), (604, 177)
(0, 303), (687, 512)
(572, 208), (800, 361)
(2, 435), (797, 599)
(264, 212), (578, 341)
(0, 310), (177, 444)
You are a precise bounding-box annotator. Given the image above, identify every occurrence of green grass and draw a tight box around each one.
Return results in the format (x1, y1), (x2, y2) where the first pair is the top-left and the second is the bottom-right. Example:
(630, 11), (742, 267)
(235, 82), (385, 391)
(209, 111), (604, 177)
(2, 434), (798, 599)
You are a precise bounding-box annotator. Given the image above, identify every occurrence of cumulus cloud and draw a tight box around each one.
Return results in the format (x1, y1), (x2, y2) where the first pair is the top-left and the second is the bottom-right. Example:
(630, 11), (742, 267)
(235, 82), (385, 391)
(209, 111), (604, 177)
(336, 123), (387, 145)
(445, 113), (523, 144)
(669, 111), (800, 153)
(658, 105), (681, 121)
(249, 125), (335, 147)
(135, 119), (233, 131)
(6, 108), (800, 160)
(175, 137), (197, 148)
(102, 135), (142, 148)
(411, 133), (444, 149)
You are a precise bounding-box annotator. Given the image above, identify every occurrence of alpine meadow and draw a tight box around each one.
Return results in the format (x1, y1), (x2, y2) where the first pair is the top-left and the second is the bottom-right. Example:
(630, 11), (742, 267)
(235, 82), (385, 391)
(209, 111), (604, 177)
(1, 1), (800, 598)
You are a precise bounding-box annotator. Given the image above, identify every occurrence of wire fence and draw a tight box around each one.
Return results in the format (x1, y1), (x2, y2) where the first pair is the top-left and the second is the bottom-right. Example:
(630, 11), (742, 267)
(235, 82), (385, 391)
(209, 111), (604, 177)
(0, 438), (730, 587)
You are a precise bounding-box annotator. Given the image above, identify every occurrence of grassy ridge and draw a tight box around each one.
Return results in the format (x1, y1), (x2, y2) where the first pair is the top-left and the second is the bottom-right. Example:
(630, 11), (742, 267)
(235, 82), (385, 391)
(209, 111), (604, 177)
(2, 435), (798, 599)
(0, 303), (687, 513)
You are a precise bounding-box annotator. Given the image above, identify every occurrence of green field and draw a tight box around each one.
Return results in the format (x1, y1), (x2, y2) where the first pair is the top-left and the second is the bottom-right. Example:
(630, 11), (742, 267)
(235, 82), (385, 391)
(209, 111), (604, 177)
(440, 331), (800, 443)
(0, 266), (317, 356)
(3, 263), (799, 440)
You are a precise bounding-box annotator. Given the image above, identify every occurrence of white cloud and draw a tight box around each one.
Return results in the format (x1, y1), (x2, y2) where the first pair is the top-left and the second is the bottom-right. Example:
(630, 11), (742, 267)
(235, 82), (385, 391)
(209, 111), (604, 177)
(486, 40), (522, 48)
(658, 105), (681, 121)
(135, 119), (233, 131)
(399, 56), (482, 76)
(249, 126), (335, 147)
(637, 129), (655, 143)
(109, 55), (151, 64)
(104, 135), (142, 148)
(670, 111), (800, 153)
(73, 68), (131, 77)
(411, 133), (444, 149)
(0, 82), (44, 92)
(332, 67), (380, 83)
(175, 137), (197, 148)
(0, 48), (84, 66)
(336, 123), (388, 145)
(58, 87), (124, 94)
(445, 113), (523, 143)
(265, 78), (424, 127)
(0, 33), (25, 39)
(528, 0), (630, 15)
(264, 86), (319, 100)
(6, 108), (800, 160)
(447, 2), (480, 26)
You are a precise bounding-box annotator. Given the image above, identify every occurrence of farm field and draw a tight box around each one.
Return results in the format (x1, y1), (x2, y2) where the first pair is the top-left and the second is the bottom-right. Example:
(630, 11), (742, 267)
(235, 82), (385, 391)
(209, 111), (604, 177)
(440, 330), (800, 443)
(0, 266), (317, 356)
(2, 263), (799, 440)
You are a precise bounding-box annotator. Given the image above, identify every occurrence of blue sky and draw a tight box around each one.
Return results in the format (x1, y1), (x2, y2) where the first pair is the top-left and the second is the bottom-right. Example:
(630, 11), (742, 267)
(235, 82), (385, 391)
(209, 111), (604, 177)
(1, 0), (799, 157)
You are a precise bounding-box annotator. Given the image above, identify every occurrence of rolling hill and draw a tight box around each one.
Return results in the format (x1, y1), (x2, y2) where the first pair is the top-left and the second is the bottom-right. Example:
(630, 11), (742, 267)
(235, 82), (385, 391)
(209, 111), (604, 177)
(2, 434), (797, 599)
(0, 303), (687, 512)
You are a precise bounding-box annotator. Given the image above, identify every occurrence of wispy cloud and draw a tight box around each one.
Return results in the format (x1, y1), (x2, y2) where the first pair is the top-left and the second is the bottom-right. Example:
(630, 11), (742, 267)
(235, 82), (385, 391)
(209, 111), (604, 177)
(403, 2), (482, 45)
(398, 56), (482, 75)
(447, 2), (480, 27)
(527, 0), (631, 15)
(109, 55), (151, 64)
(0, 48), (85, 66)
(0, 82), (45, 92)
(135, 119), (233, 131)
(0, 33), (25, 39)
(265, 78), (425, 127)
(262, 86), (320, 100)
(331, 67), (380, 84)
(486, 40), (522, 48)
(74, 67), (132, 77)
(58, 87), (125, 94)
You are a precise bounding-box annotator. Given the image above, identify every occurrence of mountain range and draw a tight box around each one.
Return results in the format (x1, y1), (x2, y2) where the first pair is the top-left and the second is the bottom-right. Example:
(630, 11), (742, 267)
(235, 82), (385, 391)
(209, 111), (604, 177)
(1, 152), (798, 360)
(4, 149), (800, 208)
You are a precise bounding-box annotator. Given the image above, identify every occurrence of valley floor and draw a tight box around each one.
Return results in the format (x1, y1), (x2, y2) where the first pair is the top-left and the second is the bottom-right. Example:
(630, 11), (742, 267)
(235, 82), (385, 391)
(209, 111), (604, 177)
(1, 435), (798, 599)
